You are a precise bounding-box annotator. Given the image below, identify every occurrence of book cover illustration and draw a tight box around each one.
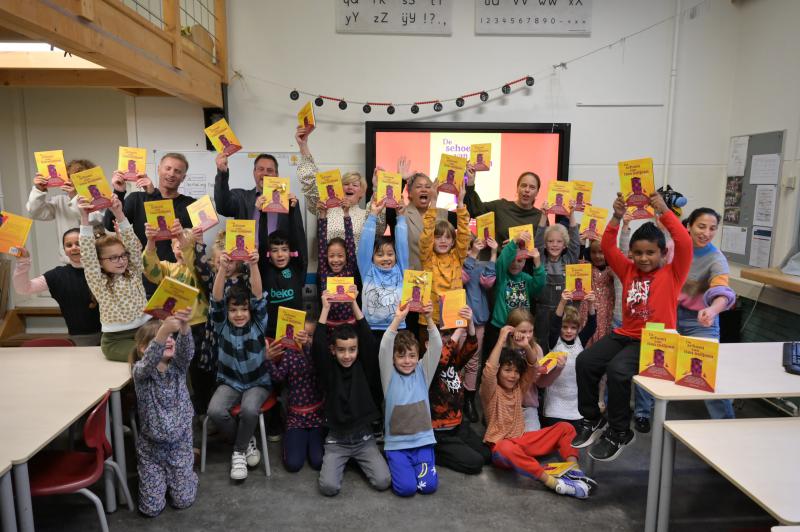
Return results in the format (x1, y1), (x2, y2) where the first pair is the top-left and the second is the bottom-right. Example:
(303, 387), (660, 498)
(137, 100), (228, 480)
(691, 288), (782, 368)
(619, 158), (655, 220)
(469, 143), (491, 171)
(34, 150), (68, 188)
(638, 328), (680, 381)
(440, 289), (467, 329)
(263, 177), (290, 213)
(71, 167), (113, 212)
(675, 335), (719, 393)
(436, 153), (468, 195)
(546, 181), (572, 216)
(579, 206), (608, 241)
(565, 264), (592, 301)
(187, 195), (219, 232)
(376, 171), (403, 209)
(507, 223), (535, 259)
(327, 277), (356, 302)
(144, 199), (175, 241)
(276, 306), (306, 350)
(316, 169), (344, 209)
(0, 211), (33, 257)
(225, 219), (256, 261)
(401, 270), (432, 313)
(475, 212), (495, 242)
(297, 101), (316, 129)
(118, 146), (147, 181)
(204, 117), (242, 156)
(144, 277), (199, 320)
(571, 180), (593, 212)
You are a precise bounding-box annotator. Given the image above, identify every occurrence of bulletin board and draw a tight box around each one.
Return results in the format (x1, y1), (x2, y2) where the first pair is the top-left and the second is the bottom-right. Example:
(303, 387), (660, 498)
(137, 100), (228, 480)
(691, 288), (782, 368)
(720, 131), (784, 266)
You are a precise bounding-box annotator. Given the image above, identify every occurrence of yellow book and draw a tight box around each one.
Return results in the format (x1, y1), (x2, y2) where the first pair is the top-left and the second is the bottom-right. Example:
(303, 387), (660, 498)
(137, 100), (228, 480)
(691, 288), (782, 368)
(401, 270), (432, 313)
(327, 276), (356, 302)
(565, 263), (592, 301)
(638, 327), (680, 381)
(144, 199), (175, 242)
(263, 177), (290, 213)
(376, 171), (403, 209)
(542, 462), (579, 478)
(538, 352), (565, 375)
(204, 117), (242, 156)
(476, 212), (495, 242)
(675, 335), (719, 393)
(276, 306), (306, 349)
(571, 180), (593, 212)
(34, 150), (68, 188)
(546, 181), (572, 216)
(297, 101), (316, 129)
(117, 146), (147, 181)
(440, 289), (467, 329)
(508, 223), (535, 258)
(0, 211), (33, 257)
(469, 143), (492, 171)
(187, 194), (219, 232)
(71, 167), (113, 212)
(435, 153), (467, 195)
(225, 219), (256, 261)
(143, 277), (199, 320)
(316, 169), (345, 208)
(579, 206), (608, 241)
(619, 157), (655, 220)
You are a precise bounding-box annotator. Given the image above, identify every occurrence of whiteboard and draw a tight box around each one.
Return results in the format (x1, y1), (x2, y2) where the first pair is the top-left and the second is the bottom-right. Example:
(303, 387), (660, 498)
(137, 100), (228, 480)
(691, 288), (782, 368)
(335, 0), (452, 36)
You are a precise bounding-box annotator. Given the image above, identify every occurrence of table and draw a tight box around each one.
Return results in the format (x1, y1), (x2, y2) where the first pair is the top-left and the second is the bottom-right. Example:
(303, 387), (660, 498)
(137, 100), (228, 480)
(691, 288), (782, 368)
(0, 347), (131, 532)
(740, 267), (800, 294)
(633, 342), (800, 532)
(1, 462), (16, 532)
(662, 418), (800, 527)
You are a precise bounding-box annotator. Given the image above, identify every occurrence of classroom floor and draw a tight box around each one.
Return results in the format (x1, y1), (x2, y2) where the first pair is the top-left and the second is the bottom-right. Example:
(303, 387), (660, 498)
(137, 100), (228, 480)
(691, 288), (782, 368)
(30, 400), (782, 532)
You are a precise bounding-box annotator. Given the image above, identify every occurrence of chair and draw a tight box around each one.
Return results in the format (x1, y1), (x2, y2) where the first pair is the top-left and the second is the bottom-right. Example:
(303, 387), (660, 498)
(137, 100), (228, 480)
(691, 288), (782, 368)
(21, 337), (75, 348)
(28, 391), (133, 532)
(200, 392), (278, 477)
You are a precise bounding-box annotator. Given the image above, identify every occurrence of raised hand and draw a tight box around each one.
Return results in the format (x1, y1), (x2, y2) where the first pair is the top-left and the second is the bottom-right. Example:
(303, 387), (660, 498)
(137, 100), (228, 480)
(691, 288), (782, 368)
(33, 174), (48, 192)
(612, 192), (627, 219)
(111, 170), (126, 193)
(216, 152), (229, 172)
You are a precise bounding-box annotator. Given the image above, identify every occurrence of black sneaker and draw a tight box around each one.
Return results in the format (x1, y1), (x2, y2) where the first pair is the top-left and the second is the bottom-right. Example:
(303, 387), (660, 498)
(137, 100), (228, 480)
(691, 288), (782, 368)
(589, 428), (636, 462)
(634, 416), (651, 434)
(571, 417), (607, 449)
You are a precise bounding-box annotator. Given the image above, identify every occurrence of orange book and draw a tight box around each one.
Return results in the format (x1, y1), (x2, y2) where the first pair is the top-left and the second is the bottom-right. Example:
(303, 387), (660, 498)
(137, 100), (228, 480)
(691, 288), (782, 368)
(440, 289), (467, 329)
(538, 352), (565, 374)
(376, 171), (403, 209)
(638, 327), (680, 381)
(469, 143), (492, 171)
(34, 150), (68, 188)
(187, 195), (219, 232)
(276, 307), (306, 350)
(316, 170), (344, 208)
(204, 118), (242, 156)
(327, 277), (356, 302)
(435, 154), (467, 195)
(542, 462), (579, 478)
(0, 211), (33, 257)
(401, 270), (432, 313)
(565, 263), (592, 301)
(143, 277), (199, 319)
(225, 219), (256, 261)
(71, 167), (113, 212)
(476, 212), (495, 242)
(263, 177), (290, 213)
(144, 199), (175, 242)
(546, 181), (572, 216)
(508, 224), (535, 258)
(571, 180), (593, 212)
(675, 336), (719, 392)
(117, 146), (147, 181)
(579, 206), (608, 241)
(619, 158), (655, 220)
(297, 101), (316, 129)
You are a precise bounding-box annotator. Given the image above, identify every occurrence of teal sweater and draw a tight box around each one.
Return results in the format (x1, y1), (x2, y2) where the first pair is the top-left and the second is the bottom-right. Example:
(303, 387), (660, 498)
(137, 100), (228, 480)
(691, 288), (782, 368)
(491, 240), (546, 328)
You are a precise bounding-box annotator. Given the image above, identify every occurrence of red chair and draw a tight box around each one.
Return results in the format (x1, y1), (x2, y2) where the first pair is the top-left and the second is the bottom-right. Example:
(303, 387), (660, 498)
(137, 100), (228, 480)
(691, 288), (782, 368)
(200, 392), (278, 477)
(21, 338), (75, 348)
(28, 391), (133, 532)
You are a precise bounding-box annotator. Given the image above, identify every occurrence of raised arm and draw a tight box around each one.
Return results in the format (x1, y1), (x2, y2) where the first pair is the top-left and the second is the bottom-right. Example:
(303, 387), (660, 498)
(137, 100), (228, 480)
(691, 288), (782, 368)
(317, 206), (330, 278)
(25, 184), (56, 221)
(421, 309), (443, 387)
(454, 205), (472, 261)
(601, 193), (632, 278)
(651, 195), (693, 286)
(12, 253), (48, 295)
(213, 153), (239, 218)
(565, 223), (581, 263)
(296, 134), (321, 216)
(287, 195), (308, 274)
(418, 206), (437, 267)
(395, 207), (409, 272)
(357, 211), (378, 277)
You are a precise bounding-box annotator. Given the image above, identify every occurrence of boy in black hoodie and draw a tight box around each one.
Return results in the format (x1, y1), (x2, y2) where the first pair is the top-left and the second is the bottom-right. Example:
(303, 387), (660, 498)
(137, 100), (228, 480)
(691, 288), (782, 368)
(312, 290), (391, 497)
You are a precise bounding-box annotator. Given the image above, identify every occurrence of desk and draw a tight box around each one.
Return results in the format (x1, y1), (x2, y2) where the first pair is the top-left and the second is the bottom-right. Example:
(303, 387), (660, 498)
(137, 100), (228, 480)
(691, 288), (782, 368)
(634, 342), (800, 532)
(662, 418), (800, 527)
(740, 267), (800, 294)
(1, 461), (16, 532)
(0, 347), (130, 532)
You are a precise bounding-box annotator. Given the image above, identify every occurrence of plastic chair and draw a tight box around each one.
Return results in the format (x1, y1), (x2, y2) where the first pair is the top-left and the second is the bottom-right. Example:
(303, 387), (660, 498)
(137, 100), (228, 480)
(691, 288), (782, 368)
(21, 337), (75, 348)
(28, 391), (133, 532)
(200, 392), (278, 477)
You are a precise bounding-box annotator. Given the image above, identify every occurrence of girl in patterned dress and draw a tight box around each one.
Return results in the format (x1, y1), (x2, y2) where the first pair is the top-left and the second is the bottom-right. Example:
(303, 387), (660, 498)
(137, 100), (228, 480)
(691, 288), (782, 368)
(316, 200), (357, 325)
(578, 239), (615, 347)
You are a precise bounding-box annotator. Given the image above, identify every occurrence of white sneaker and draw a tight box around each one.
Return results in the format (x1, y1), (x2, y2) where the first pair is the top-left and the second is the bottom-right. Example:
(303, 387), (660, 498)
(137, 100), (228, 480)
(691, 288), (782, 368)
(245, 436), (261, 467)
(230, 451), (248, 480)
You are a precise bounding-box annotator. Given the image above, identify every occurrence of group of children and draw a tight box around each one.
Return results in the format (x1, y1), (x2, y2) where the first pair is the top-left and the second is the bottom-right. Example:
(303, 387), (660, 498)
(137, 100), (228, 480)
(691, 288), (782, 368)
(17, 155), (710, 516)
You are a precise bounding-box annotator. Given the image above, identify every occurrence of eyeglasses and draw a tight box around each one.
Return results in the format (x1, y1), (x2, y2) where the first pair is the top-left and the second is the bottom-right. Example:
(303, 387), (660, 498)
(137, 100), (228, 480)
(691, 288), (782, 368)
(100, 252), (130, 263)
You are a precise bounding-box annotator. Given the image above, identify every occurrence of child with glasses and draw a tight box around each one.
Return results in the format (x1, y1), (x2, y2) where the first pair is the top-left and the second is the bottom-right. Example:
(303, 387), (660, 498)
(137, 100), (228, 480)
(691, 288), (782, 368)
(79, 194), (150, 362)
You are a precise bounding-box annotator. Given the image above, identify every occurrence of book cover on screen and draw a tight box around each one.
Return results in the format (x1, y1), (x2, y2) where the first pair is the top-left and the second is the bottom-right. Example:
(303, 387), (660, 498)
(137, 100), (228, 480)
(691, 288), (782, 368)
(546, 181), (572, 216)
(144, 199), (175, 241)
(579, 206), (608, 241)
(0, 211), (33, 257)
(436, 153), (467, 195)
(440, 289), (467, 329)
(144, 277), (199, 320)
(204, 118), (242, 156)
(118, 146), (147, 181)
(34, 150), (68, 188)
(71, 167), (112, 212)
(638, 327), (680, 381)
(571, 181), (593, 212)
(675, 335), (719, 392)
(507, 224), (535, 259)
(401, 270), (432, 313)
(187, 195), (219, 232)
(376, 171), (402, 209)
(619, 158), (655, 220)
(476, 212), (495, 242)
(565, 263), (592, 301)
(316, 169), (344, 208)
(542, 462), (578, 478)
(538, 352), (565, 375)
(469, 143), (491, 171)
(263, 177), (290, 213)
(327, 277), (356, 302)
(225, 219), (256, 261)
(297, 101), (316, 129)
(276, 306), (306, 350)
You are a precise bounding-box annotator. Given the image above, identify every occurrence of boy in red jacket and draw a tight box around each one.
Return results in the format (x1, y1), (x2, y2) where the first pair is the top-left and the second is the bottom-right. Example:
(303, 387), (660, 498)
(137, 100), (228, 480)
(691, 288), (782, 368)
(572, 192), (692, 461)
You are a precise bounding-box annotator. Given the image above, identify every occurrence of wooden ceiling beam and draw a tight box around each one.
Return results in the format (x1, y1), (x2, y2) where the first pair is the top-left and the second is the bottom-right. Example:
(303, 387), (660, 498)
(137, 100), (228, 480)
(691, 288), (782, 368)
(0, 68), (147, 88)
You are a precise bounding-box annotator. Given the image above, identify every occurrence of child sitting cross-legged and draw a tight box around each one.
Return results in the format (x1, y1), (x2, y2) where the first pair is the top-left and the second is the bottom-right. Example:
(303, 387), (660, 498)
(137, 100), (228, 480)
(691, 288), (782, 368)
(481, 325), (597, 499)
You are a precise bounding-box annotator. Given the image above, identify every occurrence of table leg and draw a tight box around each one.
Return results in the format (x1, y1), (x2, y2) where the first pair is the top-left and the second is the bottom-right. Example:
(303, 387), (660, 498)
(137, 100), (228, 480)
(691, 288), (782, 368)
(110, 390), (127, 501)
(11, 464), (33, 532)
(657, 430), (676, 532)
(644, 398), (668, 532)
(1, 471), (17, 532)
(104, 405), (117, 513)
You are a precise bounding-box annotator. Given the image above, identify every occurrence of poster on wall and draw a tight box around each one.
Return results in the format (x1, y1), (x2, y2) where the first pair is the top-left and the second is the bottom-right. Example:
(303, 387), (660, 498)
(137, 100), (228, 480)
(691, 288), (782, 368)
(475, 0), (592, 36)
(723, 175), (743, 225)
(727, 136), (748, 177)
(335, 0), (452, 35)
